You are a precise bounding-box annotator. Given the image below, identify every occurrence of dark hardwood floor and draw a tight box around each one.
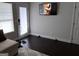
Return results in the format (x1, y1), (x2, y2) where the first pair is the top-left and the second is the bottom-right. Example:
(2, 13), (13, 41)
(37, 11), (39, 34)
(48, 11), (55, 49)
(21, 35), (79, 56)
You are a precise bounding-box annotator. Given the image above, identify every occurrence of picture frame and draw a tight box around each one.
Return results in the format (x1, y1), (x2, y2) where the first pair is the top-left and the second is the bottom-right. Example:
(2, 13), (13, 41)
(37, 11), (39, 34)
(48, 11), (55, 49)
(39, 2), (58, 16)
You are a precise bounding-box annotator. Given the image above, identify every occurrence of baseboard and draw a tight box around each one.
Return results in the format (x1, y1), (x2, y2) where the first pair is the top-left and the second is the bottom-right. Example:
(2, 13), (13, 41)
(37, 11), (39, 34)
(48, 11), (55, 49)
(56, 37), (71, 43)
(30, 33), (71, 43)
(30, 33), (56, 40)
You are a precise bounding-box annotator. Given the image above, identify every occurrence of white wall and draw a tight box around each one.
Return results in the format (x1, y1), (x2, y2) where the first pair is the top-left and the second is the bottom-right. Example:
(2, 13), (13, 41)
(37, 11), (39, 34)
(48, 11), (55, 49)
(30, 2), (75, 43)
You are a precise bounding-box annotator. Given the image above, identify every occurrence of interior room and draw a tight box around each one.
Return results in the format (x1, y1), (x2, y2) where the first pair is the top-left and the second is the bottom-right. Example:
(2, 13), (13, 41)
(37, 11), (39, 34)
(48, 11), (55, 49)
(0, 2), (79, 56)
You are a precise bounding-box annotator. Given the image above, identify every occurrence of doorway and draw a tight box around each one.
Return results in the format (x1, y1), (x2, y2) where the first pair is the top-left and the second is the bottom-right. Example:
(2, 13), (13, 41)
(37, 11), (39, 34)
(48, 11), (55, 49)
(18, 7), (28, 39)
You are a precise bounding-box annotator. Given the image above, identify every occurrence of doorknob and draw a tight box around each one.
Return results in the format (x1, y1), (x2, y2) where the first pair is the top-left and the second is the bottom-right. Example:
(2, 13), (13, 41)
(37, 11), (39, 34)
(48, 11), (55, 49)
(18, 18), (20, 25)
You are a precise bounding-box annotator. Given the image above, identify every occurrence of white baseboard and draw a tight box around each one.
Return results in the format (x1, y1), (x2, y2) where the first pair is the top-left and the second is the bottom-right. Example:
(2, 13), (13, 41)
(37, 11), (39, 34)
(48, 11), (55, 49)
(56, 37), (71, 43)
(30, 33), (56, 40)
(30, 33), (71, 43)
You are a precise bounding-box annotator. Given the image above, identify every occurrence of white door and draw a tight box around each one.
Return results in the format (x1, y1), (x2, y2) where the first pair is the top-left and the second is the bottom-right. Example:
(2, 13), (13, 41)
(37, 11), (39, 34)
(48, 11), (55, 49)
(19, 7), (28, 36)
(73, 3), (79, 44)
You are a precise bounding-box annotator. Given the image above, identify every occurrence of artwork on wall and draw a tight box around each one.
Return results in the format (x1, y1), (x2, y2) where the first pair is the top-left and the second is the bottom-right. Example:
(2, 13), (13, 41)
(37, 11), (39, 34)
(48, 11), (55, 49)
(39, 2), (58, 16)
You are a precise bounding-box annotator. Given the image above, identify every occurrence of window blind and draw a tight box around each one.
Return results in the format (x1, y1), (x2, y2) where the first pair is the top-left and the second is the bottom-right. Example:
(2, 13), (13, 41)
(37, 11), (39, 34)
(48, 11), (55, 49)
(0, 3), (14, 33)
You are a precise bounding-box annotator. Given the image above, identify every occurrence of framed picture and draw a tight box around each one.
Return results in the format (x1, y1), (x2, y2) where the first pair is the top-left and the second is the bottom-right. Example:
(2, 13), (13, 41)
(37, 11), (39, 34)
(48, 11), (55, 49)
(39, 2), (58, 15)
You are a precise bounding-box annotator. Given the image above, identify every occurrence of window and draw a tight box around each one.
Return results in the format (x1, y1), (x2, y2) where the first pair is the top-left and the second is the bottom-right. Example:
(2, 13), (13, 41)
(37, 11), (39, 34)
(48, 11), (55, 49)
(0, 3), (14, 33)
(19, 7), (28, 35)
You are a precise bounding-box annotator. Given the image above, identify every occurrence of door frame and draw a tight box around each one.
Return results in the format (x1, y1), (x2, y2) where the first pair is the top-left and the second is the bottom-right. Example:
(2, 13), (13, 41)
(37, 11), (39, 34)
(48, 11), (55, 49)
(15, 3), (30, 39)
(72, 2), (79, 44)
